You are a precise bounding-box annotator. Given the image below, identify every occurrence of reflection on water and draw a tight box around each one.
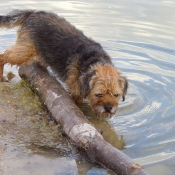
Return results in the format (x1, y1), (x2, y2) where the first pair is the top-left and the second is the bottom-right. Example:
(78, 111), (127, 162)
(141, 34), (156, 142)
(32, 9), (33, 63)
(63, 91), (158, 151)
(0, 0), (175, 175)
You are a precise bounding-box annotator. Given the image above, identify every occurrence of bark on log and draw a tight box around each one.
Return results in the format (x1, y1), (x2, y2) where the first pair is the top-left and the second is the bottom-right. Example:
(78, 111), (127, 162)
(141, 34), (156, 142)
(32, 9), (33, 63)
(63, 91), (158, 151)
(19, 63), (150, 175)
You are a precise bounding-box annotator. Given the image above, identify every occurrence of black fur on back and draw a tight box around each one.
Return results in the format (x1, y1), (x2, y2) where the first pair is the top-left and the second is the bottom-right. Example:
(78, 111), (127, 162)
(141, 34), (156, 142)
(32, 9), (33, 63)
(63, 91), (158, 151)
(21, 11), (113, 81)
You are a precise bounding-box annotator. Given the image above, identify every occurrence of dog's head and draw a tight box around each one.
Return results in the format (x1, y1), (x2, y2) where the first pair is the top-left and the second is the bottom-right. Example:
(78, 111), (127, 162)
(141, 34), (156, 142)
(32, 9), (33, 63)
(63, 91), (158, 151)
(80, 64), (128, 118)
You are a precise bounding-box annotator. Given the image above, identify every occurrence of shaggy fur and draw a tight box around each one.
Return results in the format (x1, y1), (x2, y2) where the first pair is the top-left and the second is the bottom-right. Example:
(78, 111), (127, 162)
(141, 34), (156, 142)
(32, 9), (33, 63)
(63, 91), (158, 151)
(0, 10), (128, 118)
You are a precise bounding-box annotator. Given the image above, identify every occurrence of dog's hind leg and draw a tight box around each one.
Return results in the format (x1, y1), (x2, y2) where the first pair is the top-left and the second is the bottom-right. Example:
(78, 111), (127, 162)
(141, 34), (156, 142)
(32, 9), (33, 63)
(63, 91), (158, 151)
(0, 40), (38, 82)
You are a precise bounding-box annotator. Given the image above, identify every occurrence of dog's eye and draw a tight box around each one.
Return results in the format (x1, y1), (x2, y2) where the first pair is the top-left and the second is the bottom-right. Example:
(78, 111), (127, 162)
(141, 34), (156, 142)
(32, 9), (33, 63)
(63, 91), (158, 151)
(95, 93), (103, 97)
(114, 93), (119, 97)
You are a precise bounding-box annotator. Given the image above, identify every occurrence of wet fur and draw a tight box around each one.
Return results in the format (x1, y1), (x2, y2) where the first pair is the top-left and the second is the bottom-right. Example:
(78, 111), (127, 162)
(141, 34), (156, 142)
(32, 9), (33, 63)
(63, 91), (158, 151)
(0, 10), (128, 118)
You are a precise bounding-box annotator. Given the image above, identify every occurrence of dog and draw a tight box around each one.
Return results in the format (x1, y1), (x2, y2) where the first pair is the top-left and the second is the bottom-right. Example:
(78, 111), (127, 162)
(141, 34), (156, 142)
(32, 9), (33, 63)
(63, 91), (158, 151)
(0, 10), (128, 118)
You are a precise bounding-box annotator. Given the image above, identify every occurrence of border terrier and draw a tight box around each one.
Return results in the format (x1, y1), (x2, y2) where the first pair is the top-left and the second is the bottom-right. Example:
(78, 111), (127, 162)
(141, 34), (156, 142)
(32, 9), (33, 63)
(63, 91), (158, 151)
(0, 10), (128, 118)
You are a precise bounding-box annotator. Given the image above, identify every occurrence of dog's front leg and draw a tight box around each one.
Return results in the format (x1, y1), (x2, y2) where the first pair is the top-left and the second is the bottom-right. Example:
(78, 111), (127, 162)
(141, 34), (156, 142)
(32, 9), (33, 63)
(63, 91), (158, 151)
(72, 95), (83, 104)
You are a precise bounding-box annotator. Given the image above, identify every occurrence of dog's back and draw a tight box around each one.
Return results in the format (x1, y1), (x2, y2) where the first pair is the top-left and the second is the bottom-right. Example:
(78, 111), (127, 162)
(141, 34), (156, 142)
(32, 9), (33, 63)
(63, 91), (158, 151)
(0, 10), (111, 78)
(11, 10), (111, 80)
(20, 10), (89, 79)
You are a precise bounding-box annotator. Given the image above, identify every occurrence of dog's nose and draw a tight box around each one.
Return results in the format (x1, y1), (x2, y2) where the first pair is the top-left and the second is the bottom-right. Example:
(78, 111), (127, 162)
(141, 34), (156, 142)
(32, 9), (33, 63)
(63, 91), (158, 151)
(104, 104), (112, 112)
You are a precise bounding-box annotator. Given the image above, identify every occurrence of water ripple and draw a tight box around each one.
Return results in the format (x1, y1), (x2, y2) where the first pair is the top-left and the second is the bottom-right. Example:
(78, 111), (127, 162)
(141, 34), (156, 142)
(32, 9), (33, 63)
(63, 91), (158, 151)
(111, 38), (175, 166)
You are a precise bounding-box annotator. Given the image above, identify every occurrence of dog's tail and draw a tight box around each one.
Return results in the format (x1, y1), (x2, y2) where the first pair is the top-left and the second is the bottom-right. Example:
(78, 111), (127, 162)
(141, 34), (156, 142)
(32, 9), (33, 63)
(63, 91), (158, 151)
(0, 10), (34, 29)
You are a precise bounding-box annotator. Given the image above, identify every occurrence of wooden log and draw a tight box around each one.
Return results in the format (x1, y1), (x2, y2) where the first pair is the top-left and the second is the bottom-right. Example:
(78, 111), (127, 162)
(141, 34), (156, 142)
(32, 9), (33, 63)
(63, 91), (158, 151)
(19, 63), (150, 175)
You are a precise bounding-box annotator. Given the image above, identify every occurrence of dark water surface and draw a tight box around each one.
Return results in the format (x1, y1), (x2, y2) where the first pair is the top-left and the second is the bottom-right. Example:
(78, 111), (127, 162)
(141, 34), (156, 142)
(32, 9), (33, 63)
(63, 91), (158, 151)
(0, 0), (175, 175)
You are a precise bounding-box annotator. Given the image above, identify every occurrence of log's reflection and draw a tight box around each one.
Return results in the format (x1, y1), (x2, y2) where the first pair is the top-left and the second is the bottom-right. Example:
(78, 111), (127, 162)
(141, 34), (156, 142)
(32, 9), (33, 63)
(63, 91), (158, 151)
(70, 141), (116, 175)
(78, 103), (126, 150)
(69, 103), (126, 175)
(89, 119), (125, 150)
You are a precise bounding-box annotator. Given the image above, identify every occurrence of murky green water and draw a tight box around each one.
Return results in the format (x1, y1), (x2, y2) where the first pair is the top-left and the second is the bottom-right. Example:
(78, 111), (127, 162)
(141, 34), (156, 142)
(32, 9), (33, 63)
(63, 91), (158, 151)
(0, 0), (175, 175)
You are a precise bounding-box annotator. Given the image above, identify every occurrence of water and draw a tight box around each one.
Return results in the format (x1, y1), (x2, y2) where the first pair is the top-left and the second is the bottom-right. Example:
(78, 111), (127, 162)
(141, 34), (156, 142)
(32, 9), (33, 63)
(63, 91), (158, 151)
(0, 0), (175, 174)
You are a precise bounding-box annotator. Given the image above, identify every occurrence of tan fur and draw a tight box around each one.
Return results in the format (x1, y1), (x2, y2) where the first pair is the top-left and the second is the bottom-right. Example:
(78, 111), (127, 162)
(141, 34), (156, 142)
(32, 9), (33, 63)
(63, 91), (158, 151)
(0, 31), (39, 81)
(64, 59), (83, 103)
(86, 64), (123, 118)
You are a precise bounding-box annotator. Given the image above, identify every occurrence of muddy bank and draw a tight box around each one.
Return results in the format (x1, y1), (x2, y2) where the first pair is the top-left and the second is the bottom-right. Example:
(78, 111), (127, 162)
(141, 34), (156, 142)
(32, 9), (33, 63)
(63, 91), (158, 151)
(0, 81), (71, 175)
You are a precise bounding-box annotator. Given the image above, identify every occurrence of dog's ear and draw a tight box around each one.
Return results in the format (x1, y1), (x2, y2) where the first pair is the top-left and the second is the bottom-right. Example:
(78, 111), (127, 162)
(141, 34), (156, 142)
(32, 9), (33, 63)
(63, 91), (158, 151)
(80, 71), (96, 98)
(120, 76), (128, 101)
